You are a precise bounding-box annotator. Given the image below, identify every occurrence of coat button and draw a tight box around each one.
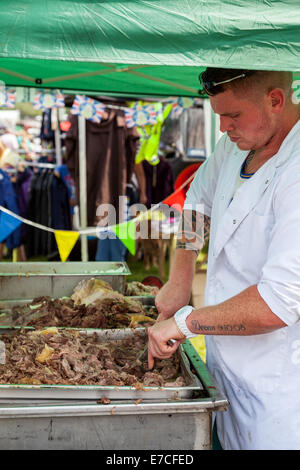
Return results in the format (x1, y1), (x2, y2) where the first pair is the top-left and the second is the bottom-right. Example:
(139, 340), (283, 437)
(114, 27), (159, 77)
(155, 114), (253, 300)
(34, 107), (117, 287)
(233, 219), (236, 224)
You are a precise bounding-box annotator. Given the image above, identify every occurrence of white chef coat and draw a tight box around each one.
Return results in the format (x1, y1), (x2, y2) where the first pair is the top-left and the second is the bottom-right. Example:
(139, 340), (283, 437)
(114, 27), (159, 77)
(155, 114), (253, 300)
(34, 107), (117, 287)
(184, 119), (300, 450)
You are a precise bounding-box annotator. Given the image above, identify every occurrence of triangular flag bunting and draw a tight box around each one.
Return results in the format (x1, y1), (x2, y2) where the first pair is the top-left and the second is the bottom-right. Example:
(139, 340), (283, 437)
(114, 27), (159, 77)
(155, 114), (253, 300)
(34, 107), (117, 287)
(162, 188), (186, 212)
(0, 211), (22, 242)
(137, 210), (166, 222)
(54, 230), (79, 262)
(111, 220), (136, 255)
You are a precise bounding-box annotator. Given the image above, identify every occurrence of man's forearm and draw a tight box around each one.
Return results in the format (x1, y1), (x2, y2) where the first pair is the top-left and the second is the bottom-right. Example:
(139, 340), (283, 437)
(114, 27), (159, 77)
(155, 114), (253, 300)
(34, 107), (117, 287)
(154, 249), (197, 319)
(154, 210), (209, 320)
(186, 285), (287, 336)
(169, 248), (197, 287)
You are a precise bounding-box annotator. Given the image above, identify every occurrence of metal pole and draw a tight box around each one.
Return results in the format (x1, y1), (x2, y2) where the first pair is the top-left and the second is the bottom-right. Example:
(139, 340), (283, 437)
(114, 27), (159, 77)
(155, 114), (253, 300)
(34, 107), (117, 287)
(204, 100), (220, 156)
(203, 100), (212, 157)
(78, 115), (88, 261)
(210, 105), (216, 153)
(53, 108), (62, 165)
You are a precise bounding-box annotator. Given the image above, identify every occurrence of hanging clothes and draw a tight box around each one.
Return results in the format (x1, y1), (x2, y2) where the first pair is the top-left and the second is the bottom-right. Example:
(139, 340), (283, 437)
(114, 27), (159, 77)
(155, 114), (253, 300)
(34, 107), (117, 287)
(25, 169), (71, 258)
(40, 109), (55, 143)
(54, 164), (76, 216)
(0, 169), (22, 250)
(142, 157), (175, 208)
(51, 174), (72, 230)
(13, 168), (33, 245)
(133, 102), (172, 166)
(65, 109), (139, 227)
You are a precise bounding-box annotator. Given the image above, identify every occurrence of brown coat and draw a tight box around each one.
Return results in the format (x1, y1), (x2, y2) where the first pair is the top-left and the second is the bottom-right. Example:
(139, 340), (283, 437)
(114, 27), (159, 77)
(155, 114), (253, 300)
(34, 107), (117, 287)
(65, 110), (139, 226)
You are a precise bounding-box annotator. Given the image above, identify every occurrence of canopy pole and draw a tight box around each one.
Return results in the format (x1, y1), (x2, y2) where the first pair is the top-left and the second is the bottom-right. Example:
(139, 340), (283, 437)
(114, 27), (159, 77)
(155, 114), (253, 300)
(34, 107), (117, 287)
(204, 100), (221, 156)
(210, 106), (216, 152)
(204, 100), (212, 156)
(78, 115), (88, 262)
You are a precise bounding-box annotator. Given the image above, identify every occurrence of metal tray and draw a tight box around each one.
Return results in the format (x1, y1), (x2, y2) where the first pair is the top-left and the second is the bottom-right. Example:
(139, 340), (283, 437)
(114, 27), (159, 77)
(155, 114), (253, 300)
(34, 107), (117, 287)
(0, 262), (131, 300)
(0, 328), (203, 401)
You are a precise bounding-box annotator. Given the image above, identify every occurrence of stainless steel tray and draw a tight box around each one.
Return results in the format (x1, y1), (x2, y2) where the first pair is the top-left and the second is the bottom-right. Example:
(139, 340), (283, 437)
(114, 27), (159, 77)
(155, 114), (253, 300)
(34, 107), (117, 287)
(0, 262), (131, 299)
(0, 328), (203, 401)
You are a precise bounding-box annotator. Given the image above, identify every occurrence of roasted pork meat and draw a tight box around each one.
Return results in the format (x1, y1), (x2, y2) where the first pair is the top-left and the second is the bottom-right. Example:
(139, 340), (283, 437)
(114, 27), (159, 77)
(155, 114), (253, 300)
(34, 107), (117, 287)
(0, 329), (186, 387)
(0, 295), (157, 329)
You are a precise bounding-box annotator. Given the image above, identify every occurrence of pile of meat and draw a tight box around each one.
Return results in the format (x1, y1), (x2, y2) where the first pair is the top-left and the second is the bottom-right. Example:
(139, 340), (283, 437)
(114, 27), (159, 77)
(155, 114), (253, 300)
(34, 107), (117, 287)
(3, 296), (156, 329)
(0, 328), (186, 388)
(0, 278), (157, 329)
(124, 281), (159, 296)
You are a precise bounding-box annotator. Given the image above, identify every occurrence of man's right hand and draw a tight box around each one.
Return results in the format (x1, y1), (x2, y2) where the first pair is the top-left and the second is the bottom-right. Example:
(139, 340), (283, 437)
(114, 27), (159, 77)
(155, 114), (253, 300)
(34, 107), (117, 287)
(155, 280), (191, 322)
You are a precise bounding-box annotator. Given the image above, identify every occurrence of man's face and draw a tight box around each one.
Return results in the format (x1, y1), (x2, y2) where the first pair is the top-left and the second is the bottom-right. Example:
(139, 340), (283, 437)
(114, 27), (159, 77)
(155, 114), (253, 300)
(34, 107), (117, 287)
(210, 88), (274, 150)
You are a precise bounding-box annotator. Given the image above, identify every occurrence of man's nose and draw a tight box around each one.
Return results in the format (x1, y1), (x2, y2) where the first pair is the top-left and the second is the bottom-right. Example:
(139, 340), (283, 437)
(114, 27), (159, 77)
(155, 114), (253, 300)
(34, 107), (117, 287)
(220, 116), (234, 133)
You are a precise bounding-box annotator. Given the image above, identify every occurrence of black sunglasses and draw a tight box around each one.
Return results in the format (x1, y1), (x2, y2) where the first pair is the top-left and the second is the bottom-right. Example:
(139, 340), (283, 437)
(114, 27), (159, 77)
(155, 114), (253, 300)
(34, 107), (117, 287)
(199, 71), (251, 96)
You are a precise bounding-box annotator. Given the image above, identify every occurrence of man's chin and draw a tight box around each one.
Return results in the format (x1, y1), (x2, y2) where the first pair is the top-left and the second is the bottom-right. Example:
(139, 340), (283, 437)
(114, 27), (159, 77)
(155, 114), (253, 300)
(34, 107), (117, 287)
(236, 141), (250, 150)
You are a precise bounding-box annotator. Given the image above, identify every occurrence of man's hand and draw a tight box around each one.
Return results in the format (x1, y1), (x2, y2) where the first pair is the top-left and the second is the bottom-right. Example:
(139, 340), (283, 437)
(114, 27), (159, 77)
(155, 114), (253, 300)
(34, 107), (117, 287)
(147, 317), (186, 369)
(155, 280), (191, 322)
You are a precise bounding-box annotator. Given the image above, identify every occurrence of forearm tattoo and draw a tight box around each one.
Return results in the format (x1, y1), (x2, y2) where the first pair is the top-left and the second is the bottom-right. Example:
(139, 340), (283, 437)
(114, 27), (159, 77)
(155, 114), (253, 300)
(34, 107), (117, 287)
(191, 320), (246, 333)
(176, 210), (210, 254)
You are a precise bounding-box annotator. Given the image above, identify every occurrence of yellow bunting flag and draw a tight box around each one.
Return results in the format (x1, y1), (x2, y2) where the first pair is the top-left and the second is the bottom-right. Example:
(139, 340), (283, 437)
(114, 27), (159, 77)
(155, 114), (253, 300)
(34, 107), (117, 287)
(137, 210), (166, 222)
(111, 220), (136, 255)
(54, 230), (80, 262)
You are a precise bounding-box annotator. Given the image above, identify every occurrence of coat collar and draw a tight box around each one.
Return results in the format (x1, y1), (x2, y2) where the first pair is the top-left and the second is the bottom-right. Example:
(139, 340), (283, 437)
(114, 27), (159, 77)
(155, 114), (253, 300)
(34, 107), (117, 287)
(212, 119), (300, 259)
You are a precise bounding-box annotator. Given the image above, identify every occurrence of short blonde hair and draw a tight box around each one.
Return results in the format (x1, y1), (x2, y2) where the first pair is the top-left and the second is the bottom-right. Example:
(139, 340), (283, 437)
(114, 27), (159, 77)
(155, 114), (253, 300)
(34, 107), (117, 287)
(202, 68), (293, 102)
(230, 71), (293, 102)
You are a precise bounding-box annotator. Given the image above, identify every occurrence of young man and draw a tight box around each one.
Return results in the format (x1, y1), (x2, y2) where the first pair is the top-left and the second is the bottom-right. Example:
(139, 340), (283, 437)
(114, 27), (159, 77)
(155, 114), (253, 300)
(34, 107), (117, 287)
(147, 68), (300, 450)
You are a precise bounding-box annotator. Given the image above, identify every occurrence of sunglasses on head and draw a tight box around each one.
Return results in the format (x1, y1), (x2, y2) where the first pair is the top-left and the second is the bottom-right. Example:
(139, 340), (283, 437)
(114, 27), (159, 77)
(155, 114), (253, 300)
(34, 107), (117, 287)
(199, 71), (251, 96)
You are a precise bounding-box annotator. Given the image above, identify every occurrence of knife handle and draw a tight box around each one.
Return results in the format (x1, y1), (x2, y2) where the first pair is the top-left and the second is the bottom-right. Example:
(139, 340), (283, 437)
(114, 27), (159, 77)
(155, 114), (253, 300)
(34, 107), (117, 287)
(166, 339), (176, 346)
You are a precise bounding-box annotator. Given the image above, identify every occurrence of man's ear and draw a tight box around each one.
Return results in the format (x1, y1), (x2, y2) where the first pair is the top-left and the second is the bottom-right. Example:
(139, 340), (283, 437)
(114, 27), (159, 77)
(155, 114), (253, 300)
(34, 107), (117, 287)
(268, 88), (285, 113)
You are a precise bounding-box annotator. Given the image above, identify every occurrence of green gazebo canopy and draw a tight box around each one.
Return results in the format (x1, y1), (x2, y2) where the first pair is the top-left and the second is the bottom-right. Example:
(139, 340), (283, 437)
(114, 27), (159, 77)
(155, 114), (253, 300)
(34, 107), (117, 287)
(0, 0), (300, 97)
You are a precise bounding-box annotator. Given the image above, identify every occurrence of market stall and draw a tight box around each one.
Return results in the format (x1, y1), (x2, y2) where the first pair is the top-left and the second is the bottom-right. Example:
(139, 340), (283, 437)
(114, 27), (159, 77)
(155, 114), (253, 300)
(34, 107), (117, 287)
(0, 262), (227, 450)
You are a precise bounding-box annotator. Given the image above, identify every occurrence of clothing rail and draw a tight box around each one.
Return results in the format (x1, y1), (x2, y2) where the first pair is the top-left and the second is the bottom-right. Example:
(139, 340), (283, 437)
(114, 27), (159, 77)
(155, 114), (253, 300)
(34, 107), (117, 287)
(2, 161), (56, 175)
(19, 161), (56, 169)
(16, 149), (58, 154)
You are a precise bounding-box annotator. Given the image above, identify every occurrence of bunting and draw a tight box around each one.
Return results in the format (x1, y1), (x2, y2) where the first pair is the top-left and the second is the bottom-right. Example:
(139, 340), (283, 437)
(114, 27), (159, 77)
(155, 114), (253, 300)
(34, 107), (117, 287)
(137, 210), (166, 221)
(0, 88), (16, 108)
(54, 230), (80, 263)
(0, 168), (198, 261)
(0, 88), (201, 124)
(135, 103), (172, 166)
(0, 210), (22, 243)
(162, 188), (186, 212)
(33, 90), (65, 110)
(169, 97), (201, 118)
(111, 219), (136, 255)
(125, 102), (161, 128)
(70, 95), (106, 123)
